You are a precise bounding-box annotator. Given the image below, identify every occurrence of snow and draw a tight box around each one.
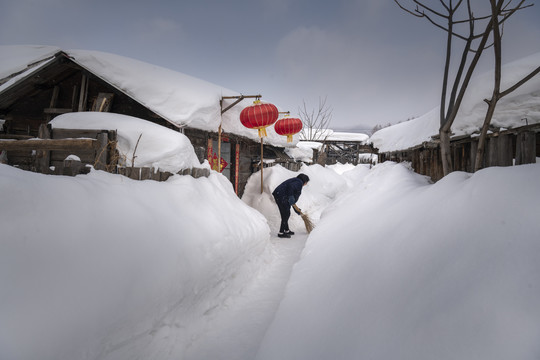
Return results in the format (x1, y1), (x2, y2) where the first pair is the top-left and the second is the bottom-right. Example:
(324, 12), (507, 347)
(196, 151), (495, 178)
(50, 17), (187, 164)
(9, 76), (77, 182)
(50, 112), (203, 173)
(0, 166), (271, 360)
(255, 162), (540, 360)
(0, 45), (60, 81)
(371, 52), (540, 153)
(1, 159), (539, 360)
(1, 47), (540, 360)
(284, 141), (320, 163)
(300, 129), (369, 143)
(324, 131), (369, 142)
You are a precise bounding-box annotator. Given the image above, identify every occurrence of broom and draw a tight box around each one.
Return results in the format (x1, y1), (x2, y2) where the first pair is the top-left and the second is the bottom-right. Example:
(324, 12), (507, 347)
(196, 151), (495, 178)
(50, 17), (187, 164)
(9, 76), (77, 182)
(292, 204), (315, 233)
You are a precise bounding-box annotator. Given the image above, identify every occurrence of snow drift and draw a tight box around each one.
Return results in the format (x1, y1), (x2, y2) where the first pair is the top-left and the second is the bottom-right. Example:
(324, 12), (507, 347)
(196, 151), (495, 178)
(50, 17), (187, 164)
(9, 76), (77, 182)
(0, 166), (269, 360)
(255, 162), (540, 360)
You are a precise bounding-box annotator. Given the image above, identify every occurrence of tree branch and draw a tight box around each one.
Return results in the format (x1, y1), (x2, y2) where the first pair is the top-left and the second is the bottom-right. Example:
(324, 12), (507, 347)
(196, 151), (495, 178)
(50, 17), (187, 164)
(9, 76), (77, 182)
(500, 66), (540, 98)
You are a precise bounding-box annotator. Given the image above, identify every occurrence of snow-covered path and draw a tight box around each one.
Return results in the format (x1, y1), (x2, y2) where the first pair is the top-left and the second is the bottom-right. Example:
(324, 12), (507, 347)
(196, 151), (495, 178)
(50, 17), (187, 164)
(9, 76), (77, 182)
(184, 234), (308, 360)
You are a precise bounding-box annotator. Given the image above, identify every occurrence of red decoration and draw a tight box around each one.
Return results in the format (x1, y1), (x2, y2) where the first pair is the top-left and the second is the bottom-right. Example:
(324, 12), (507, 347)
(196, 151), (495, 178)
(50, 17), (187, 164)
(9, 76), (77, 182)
(239, 100), (279, 137)
(274, 117), (303, 142)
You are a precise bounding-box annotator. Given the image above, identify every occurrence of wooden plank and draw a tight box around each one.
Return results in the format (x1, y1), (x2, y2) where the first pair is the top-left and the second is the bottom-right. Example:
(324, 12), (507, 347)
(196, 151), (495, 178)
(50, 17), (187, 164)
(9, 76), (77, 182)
(497, 134), (513, 167)
(140, 167), (151, 180)
(488, 137), (498, 167)
(0, 138), (97, 151)
(516, 131), (536, 165)
(78, 74), (88, 112)
(91, 93), (114, 112)
(52, 128), (102, 139)
(45, 86), (60, 122)
(131, 168), (141, 180)
(71, 85), (78, 111)
(0, 134), (33, 140)
(43, 108), (73, 114)
(94, 132), (109, 170)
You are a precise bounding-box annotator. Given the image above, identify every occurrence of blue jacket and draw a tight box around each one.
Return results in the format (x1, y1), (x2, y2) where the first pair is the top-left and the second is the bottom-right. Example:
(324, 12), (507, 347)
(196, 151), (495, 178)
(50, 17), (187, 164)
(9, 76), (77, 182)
(272, 177), (304, 206)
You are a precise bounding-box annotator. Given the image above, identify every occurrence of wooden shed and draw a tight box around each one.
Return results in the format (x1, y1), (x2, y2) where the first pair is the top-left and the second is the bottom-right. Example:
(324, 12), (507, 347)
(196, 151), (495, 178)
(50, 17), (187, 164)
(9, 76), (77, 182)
(0, 46), (295, 196)
(376, 125), (539, 181)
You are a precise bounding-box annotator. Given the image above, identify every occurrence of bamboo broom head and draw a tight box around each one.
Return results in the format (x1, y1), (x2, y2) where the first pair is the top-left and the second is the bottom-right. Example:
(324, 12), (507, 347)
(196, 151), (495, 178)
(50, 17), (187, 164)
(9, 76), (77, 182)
(301, 213), (314, 233)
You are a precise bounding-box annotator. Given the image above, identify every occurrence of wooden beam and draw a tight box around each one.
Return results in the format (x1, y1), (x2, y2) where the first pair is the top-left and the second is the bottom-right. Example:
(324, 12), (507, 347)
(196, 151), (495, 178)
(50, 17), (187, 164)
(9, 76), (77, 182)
(0, 134), (33, 140)
(43, 108), (73, 114)
(220, 94), (262, 114)
(78, 74), (88, 112)
(0, 138), (97, 151)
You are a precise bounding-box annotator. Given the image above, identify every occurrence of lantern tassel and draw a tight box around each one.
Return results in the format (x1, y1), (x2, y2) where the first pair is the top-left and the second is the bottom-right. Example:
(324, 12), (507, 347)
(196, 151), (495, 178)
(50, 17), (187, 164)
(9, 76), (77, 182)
(258, 127), (268, 137)
(286, 134), (293, 143)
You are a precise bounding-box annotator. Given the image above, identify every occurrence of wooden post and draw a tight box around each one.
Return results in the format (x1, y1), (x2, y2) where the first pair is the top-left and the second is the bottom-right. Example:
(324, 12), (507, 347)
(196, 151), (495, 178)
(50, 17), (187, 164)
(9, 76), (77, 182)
(260, 137), (264, 194)
(36, 124), (51, 173)
(46, 86), (60, 122)
(218, 124), (222, 172)
(71, 85), (78, 111)
(78, 74), (88, 112)
(95, 131), (108, 170)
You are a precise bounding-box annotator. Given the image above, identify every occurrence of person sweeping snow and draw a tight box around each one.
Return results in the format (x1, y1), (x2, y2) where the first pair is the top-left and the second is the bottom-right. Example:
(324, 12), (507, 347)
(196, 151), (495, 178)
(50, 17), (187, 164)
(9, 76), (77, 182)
(272, 173), (310, 238)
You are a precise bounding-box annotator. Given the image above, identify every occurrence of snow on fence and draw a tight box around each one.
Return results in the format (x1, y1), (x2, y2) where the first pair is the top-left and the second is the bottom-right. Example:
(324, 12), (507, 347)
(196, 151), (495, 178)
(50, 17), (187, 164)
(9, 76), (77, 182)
(0, 125), (210, 181)
(116, 166), (210, 181)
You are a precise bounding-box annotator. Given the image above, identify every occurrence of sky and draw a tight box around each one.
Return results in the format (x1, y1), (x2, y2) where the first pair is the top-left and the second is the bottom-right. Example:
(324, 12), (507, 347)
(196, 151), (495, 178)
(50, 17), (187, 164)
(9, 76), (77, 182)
(1, 0), (540, 132)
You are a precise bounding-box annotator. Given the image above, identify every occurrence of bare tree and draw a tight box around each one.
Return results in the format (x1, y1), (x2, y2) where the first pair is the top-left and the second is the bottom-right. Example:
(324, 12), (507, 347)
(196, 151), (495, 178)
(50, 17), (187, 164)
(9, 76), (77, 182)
(474, 0), (540, 171)
(395, 0), (532, 176)
(299, 96), (333, 141)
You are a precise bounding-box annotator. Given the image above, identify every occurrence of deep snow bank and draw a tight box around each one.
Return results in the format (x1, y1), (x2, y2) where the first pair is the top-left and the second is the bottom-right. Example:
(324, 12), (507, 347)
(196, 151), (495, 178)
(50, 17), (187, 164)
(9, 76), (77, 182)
(256, 162), (540, 360)
(50, 112), (203, 173)
(0, 165), (269, 360)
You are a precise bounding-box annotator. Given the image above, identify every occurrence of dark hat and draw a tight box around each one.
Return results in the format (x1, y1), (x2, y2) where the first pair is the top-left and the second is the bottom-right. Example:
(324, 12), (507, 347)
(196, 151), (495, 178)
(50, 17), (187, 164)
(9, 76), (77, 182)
(297, 173), (310, 184)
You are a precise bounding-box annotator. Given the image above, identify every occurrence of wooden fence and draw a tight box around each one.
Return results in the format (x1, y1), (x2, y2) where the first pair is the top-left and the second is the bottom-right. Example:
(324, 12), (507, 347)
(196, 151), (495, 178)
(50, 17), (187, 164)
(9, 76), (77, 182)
(0, 125), (210, 181)
(378, 126), (539, 181)
(116, 166), (210, 181)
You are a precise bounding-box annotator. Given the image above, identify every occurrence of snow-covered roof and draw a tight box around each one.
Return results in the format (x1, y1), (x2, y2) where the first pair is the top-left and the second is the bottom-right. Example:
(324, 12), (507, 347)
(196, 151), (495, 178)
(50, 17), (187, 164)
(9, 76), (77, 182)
(0, 45), (294, 147)
(371, 52), (540, 153)
(325, 131), (369, 142)
(300, 129), (369, 143)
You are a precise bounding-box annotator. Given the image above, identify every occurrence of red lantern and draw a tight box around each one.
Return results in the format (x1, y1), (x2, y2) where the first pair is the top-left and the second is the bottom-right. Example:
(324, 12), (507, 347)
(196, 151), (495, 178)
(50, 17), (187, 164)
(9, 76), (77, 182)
(240, 100), (279, 137)
(274, 117), (303, 142)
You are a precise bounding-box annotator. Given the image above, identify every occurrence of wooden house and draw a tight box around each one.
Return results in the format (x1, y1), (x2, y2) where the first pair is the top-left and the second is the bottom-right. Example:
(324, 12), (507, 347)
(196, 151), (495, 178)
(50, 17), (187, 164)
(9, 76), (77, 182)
(0, 46), (296, 196)
(300, 130), (375, 166)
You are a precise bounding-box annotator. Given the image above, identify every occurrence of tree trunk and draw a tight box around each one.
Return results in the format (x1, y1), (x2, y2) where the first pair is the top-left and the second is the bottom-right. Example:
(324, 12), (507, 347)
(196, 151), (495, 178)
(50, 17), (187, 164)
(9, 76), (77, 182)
(440, 128), (453, 175)
(474, 100), (498, 171)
